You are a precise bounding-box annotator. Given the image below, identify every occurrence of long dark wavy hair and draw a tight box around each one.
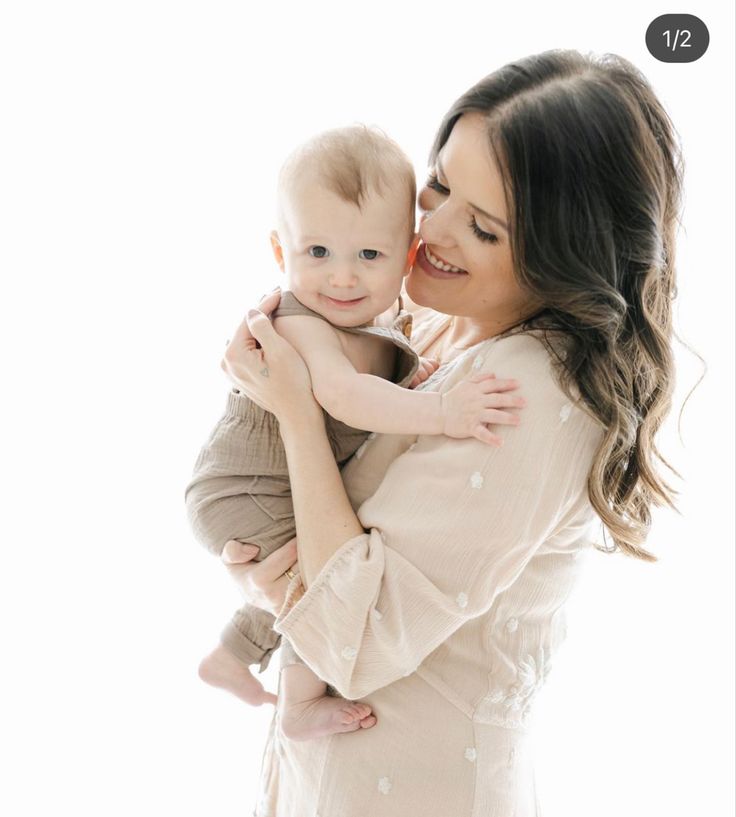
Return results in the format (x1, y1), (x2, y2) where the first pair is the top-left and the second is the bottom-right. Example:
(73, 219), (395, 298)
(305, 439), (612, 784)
(430, 50), (685, 561)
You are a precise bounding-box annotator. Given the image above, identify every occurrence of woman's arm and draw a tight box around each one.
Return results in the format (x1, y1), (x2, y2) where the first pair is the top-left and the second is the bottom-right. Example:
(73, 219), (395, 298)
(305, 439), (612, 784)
(279, 408), (364, 588)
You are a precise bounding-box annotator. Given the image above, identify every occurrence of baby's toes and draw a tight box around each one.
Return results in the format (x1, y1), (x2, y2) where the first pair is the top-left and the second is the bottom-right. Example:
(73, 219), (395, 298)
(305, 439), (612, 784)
(339, 704), (362, 724)
(342, 702), (372, 724)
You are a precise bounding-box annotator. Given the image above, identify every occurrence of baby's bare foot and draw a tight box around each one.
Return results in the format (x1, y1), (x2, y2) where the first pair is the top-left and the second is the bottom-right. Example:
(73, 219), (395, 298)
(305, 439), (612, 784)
(198, 644), (277, 707)
(279, 695), (377, 741)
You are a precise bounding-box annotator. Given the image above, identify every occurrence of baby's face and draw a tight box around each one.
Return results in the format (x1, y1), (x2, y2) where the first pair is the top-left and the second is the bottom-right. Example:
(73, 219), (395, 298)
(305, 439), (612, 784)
(274, 180), (415, 327)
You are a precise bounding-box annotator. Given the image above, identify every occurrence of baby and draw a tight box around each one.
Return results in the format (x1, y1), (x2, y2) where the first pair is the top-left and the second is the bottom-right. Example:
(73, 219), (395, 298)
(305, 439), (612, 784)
(186, 125), (521, 741)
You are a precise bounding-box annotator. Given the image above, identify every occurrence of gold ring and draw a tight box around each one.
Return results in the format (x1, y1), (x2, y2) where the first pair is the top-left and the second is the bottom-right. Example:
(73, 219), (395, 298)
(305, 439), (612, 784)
(285, 567), (296, 580)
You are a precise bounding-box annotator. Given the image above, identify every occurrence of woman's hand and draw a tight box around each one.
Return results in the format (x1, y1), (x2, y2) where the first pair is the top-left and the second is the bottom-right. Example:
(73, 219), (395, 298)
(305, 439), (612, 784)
(221, 288), (319, 422)
(221, 537), (301, 617)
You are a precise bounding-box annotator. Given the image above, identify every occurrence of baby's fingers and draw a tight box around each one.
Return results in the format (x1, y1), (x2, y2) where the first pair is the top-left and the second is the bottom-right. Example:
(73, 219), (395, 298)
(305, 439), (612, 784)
(473, 425), (504, 447)
(470, 374), (520, 393)
(484, 393), (527, 409)
(481, 409), (520, 426)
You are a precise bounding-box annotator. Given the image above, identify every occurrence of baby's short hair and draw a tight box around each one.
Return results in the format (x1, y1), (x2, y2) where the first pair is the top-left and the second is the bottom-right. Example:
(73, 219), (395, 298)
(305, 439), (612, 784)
(277, 124), (416, 235)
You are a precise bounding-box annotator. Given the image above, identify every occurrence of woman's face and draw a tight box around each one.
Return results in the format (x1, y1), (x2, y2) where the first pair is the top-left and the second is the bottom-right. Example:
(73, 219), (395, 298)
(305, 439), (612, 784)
(406, 112), (539, 330)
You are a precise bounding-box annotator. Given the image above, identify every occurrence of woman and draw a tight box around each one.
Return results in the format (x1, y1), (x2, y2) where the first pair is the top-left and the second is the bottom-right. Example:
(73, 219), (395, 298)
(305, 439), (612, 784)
(201, 49), (683, 816)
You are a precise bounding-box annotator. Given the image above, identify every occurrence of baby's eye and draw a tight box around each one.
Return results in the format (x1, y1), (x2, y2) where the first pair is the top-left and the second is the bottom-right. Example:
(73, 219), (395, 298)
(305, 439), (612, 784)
(359, 249), (380, 260)
(308, 245), (329, 258)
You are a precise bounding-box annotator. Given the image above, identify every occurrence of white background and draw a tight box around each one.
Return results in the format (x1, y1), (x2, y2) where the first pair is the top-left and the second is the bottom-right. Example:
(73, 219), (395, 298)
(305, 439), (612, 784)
(1, 1), (733, 815)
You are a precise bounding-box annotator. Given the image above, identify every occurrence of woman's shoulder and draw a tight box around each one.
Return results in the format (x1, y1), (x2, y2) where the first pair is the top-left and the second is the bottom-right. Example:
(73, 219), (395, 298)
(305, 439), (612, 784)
(457, 329), (563, 382)
(455, 330), (603, 433)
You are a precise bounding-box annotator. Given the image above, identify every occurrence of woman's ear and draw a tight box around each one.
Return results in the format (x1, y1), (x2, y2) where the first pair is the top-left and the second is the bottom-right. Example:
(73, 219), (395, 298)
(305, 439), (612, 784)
(270, 230), (285, 272)
(404, 234), (420, 275)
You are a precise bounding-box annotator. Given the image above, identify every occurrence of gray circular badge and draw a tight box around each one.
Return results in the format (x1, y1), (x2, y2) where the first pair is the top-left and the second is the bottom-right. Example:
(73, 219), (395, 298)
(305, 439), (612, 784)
(646, 14), (709, 63)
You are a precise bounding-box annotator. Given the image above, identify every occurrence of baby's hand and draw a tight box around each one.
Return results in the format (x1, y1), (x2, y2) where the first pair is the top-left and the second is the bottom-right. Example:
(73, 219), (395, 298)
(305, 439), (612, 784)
(409, 356), (441, 389)
(440, 374), (525, 446)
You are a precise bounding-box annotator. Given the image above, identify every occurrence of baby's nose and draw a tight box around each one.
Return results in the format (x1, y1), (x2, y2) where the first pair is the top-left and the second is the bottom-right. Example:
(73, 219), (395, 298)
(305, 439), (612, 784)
(329, 265), (359, 285)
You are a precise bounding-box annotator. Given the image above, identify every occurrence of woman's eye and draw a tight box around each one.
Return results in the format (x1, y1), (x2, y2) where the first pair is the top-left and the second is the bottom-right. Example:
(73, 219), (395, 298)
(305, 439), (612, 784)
(308, 245), (329, 258)
(469, 217), (499, 245)
(426, 173), (450, 195)
(359, 249), (380, 260)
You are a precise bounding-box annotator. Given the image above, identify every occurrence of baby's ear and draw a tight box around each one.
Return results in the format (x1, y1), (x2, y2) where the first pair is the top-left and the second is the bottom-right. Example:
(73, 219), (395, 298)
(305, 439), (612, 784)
(270, 230), (285, 272)
(404, 233), (420, 275)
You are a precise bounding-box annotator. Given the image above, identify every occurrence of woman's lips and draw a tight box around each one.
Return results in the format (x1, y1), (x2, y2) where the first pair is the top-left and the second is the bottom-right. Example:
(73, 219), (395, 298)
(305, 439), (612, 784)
(322, 294), (367, 308)
(415, 242), (468, 279)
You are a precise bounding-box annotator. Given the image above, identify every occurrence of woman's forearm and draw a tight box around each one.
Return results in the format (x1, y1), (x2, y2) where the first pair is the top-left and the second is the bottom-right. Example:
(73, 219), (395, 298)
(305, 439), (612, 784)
(279, 406), (365, 589)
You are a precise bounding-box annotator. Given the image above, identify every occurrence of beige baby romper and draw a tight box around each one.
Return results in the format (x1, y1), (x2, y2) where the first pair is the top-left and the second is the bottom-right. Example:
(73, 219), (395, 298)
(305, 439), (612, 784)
(185, 290), (418, 676)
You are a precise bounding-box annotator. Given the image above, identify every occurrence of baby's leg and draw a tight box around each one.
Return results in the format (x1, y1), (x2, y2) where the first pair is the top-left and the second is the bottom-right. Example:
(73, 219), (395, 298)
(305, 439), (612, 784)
(198, 599), (283, 708)
(277, 643), (377, 741)
(198, 642), (277, 707)
(198, 485), (296, 707)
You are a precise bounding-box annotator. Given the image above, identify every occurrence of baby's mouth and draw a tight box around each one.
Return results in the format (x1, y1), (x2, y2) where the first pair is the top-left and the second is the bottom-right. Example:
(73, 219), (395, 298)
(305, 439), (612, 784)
(322, 295), (367, 306)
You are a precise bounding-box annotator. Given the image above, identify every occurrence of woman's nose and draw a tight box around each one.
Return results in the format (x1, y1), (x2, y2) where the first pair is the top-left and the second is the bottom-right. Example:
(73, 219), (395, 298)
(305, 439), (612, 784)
(419, 207), (452, 248)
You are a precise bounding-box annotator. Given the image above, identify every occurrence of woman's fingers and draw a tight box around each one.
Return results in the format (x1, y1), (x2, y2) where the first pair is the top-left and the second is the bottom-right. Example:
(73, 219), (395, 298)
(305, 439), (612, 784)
(257, 288), (282, 315)
(252, 536), (299, 583)
(221, 540), (261, 564)
(222, 290), (281, 362)
(246, 306), (284, 347)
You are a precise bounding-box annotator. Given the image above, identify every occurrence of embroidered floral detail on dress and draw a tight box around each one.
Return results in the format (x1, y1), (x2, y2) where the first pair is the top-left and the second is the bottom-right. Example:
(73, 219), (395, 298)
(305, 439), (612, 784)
(472, 355), (485, 371)
(377, 777), (392, 795)
(504, 649), (551, 713)
(470, 472), (484, 490)
(559, 404), (572, 423)
(483, 648), (552, 727)
(464, 748), (477, 763)
(505, 617), (519, 633)
(456, 592), (469, 609)
(341, 646), (357, 660)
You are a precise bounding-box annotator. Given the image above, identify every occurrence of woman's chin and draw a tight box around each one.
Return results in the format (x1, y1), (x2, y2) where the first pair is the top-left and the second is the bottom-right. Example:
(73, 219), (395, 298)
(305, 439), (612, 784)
(405, 268), (441, 308)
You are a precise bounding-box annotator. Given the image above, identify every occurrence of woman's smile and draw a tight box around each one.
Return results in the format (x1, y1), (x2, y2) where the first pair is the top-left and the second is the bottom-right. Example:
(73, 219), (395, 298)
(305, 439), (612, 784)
(415, 241), (468, 279)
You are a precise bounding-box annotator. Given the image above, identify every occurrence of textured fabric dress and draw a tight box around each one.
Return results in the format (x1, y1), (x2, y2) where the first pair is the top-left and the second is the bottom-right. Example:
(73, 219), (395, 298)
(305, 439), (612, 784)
(244, 306), (606, 817)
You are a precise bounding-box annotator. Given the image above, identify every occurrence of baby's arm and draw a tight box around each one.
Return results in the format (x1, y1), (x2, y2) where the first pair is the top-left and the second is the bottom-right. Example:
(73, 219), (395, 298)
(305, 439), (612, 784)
(273, 315), (524, 445)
